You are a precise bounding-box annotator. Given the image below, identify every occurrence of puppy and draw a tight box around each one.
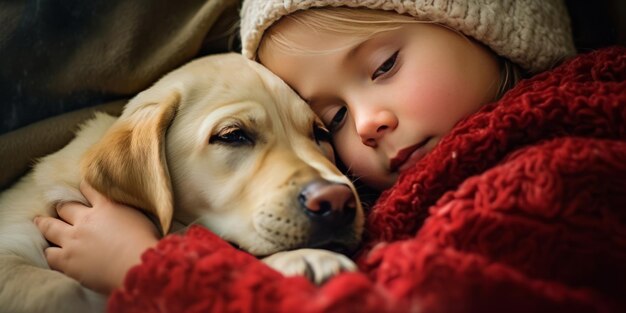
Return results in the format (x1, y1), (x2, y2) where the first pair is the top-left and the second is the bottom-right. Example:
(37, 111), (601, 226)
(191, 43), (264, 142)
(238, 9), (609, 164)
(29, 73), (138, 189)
(0, 53), (363, 313)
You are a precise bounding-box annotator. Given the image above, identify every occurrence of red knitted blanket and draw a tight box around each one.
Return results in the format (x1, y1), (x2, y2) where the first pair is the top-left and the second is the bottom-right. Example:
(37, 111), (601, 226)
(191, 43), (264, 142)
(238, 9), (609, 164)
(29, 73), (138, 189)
(109, 47), (626, 313)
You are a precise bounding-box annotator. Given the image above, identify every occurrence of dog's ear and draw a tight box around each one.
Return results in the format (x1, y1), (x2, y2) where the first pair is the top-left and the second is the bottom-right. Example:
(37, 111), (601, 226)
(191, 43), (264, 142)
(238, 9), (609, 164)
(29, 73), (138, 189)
(81, 91), (181, 235)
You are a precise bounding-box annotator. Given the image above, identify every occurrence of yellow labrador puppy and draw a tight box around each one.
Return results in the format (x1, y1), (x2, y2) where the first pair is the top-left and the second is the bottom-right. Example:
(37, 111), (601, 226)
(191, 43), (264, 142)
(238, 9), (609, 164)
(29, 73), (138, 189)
(0, 53), (363, 313)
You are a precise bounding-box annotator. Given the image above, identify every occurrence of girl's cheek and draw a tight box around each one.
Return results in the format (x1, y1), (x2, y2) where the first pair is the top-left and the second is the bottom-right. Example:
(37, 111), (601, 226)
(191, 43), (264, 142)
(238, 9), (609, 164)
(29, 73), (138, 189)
(335, 134), (367, 169)
(334, 135), (354, 164)
(398, 67), (467, 124)
(337, 143), (371, 173)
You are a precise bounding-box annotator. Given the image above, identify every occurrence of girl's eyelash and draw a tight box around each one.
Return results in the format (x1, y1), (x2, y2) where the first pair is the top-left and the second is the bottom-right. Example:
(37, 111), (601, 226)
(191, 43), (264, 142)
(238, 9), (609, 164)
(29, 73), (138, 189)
(371, 51), (399, 80)
(328, 106), (347, 132)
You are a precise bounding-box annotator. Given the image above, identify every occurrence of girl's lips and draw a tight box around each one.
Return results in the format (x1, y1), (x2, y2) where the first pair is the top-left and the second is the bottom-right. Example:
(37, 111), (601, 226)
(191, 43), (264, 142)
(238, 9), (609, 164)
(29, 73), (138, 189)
(390, 137), (431, 172)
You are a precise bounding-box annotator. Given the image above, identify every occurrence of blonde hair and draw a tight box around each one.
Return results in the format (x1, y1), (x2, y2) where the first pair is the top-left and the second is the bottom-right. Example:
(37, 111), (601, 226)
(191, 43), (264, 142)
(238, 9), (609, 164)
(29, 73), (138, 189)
(258, 7), (525, 100)
(259, 8), (415, 55)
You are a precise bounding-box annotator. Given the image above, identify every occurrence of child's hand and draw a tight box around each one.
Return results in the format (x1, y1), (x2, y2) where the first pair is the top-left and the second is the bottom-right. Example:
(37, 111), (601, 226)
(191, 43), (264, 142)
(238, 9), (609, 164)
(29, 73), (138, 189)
(34, 181), (160, 294)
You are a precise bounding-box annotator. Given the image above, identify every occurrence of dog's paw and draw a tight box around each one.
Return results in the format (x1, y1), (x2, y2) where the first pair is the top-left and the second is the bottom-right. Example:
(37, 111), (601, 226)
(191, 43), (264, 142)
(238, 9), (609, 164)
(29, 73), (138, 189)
(261, 248), (356, 285)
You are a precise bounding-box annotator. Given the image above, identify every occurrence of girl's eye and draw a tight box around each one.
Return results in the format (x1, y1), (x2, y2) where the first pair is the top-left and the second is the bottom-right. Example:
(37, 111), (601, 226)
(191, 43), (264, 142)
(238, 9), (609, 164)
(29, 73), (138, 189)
(371, 51), (399, 80)
(328, 106), (347, 132)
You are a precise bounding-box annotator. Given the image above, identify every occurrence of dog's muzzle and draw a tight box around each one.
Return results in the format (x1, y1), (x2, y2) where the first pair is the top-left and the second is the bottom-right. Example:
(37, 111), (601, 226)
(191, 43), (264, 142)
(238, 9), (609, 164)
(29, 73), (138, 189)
(298, 179), (358, 254)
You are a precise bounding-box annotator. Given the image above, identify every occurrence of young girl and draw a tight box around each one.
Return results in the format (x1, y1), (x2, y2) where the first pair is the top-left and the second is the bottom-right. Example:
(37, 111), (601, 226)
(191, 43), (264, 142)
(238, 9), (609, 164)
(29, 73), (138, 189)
(35, 0), (626, 312)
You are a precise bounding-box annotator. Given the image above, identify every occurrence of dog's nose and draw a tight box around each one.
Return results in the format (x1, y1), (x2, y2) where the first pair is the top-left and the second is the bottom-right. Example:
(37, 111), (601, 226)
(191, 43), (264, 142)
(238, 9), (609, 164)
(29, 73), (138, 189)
(299, 180), (356, 227)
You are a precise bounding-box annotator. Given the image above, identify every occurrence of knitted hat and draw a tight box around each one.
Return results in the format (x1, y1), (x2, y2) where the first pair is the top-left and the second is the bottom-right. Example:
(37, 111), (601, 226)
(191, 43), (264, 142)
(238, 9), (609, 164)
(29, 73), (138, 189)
(240, 0), (576, 73)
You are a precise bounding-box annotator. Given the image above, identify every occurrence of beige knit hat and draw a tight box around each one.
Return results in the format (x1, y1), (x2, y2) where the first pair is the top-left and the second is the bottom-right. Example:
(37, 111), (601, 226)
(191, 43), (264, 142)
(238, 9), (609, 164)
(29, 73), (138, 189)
(240, 0), (576, 73)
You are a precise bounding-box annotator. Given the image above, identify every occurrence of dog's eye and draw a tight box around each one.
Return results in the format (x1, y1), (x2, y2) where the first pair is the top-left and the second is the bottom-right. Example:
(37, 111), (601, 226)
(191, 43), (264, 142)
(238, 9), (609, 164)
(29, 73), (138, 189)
(209, 127), (253, 146)
(313, 124), (332, 144)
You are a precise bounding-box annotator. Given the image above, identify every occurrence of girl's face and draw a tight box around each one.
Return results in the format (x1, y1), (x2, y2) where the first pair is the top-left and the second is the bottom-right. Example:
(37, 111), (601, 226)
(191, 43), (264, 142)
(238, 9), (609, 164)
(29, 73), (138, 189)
(260, 20), (501, 190)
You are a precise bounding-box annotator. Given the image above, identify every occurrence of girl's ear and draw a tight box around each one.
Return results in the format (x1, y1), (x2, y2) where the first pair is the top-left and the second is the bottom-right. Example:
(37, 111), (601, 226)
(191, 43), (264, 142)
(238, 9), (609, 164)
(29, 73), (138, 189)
(81, 92), (181, 235)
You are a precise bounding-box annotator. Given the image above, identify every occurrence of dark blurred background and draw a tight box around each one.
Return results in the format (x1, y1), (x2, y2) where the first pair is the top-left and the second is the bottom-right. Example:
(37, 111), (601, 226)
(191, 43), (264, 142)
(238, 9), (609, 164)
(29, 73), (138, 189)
(566, 0), (625, 52)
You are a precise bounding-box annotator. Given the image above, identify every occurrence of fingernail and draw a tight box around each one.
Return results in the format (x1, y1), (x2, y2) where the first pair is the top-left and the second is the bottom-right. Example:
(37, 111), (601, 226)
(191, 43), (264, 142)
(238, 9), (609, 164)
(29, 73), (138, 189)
(33, 216), (40, 224)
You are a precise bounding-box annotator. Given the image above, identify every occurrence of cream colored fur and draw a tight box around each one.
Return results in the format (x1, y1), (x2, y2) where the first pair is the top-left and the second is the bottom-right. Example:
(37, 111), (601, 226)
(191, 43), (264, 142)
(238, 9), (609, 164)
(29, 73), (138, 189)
(0, 53), (363, 313)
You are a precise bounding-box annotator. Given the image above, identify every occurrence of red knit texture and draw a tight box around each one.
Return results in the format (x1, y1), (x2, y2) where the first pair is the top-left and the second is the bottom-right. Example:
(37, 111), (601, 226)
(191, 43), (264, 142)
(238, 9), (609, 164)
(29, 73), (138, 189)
(108, 46), (626, 313)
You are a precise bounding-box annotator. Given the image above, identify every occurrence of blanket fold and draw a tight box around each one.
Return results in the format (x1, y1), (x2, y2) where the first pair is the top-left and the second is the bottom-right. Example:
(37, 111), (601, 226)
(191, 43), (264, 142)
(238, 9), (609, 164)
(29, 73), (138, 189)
(108, 46), (626, 313)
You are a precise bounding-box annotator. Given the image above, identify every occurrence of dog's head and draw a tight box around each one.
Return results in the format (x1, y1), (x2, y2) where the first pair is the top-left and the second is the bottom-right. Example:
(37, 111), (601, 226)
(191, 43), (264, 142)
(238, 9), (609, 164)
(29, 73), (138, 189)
(81, 53), (363, 256)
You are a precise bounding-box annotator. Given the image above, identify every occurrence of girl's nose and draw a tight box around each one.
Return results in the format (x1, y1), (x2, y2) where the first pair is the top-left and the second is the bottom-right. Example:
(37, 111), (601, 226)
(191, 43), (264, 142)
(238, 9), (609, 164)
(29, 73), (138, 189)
(354, 109), (398, 148)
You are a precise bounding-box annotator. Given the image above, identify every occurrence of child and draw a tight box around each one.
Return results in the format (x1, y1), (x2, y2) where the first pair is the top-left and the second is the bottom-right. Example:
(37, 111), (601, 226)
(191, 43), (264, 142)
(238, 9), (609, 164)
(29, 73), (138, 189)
(36, 0), (626, 312)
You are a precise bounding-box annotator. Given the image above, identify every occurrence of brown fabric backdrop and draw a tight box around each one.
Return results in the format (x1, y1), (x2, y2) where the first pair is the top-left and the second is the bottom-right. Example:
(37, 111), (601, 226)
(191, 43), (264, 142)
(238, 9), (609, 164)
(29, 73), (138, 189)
(0, 0), (240, 189)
